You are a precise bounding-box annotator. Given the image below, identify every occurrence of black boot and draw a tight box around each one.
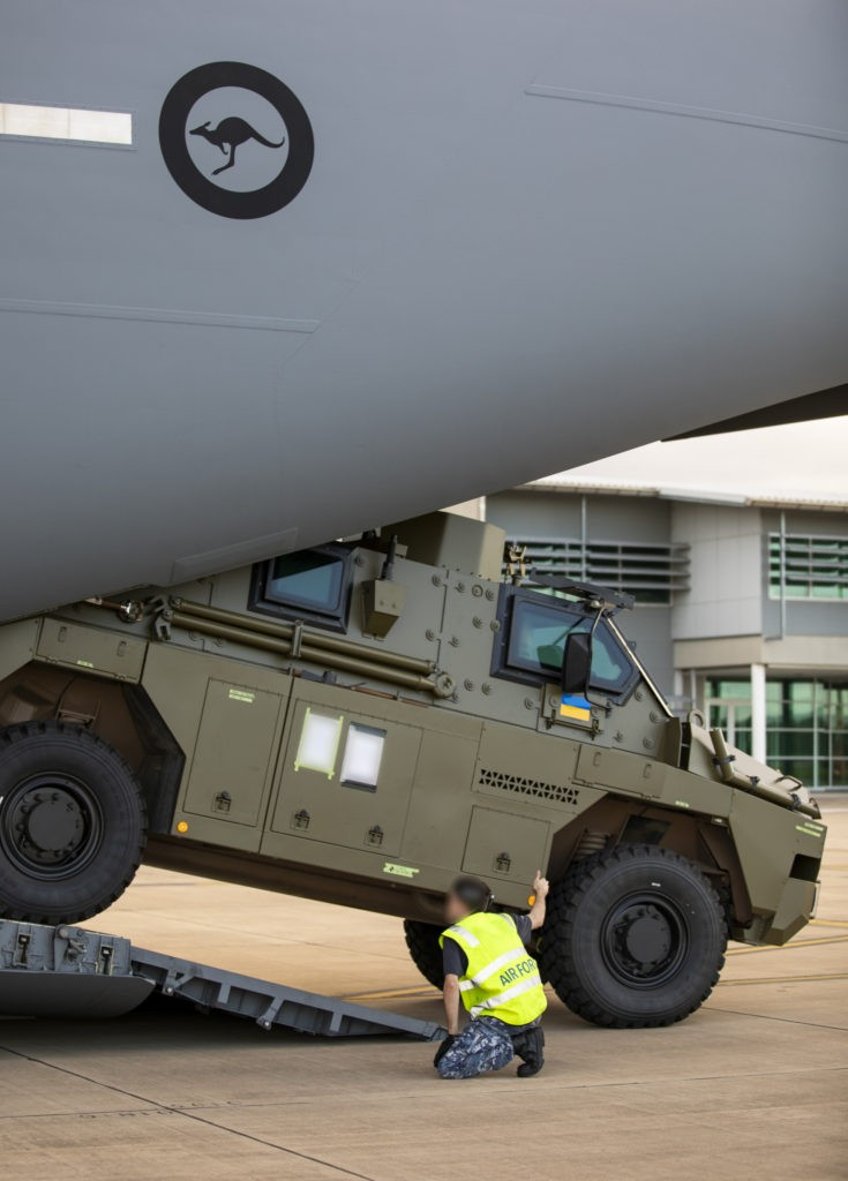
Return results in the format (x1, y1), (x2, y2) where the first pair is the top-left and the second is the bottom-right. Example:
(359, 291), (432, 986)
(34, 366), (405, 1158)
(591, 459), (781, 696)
(512, 1026), (545, 1078)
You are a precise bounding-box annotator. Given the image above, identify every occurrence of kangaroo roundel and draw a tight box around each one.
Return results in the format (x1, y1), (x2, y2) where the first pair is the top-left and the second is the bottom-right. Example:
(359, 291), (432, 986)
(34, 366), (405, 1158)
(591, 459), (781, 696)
(159, 62), (314, 219)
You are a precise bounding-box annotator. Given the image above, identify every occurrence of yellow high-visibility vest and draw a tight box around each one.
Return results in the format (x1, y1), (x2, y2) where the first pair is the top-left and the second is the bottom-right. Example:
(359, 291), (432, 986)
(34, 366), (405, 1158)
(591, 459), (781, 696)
(439, 911), (547, 1026)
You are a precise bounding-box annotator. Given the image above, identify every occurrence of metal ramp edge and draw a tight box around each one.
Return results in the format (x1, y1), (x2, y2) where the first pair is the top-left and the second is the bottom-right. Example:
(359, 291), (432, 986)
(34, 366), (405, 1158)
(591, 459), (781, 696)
(0, 919), (444, 1041)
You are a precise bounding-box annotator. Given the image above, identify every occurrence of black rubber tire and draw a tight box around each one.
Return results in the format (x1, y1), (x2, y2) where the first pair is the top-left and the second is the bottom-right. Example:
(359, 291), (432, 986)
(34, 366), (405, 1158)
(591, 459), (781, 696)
(0, 721), (147, 923)
(403, 919), (444, 988)
(539, 844), (726, 1028)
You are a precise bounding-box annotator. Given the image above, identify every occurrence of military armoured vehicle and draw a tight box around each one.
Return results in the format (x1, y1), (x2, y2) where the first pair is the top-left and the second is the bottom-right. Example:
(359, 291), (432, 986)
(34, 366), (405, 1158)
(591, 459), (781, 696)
(0, 512), (825, 1027)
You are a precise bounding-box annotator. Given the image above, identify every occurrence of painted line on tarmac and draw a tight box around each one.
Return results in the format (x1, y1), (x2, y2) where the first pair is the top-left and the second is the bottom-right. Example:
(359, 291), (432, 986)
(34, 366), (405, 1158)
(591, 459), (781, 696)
(346, 983), (565, 1004)
(344, 985), (442, 1002)
(811, 918), (848, 928)
(707, 1007), (848, 1032)
(350, 936), (848, 1002)
(718, 972), (848, 987)
(352, 942), (848, 1000)
(727, 935), (848, 956)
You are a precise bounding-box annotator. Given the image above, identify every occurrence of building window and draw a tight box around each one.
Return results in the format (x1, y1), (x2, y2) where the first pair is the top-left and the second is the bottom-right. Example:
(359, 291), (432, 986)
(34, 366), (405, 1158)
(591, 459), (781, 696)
(250, 545), (352, 631)
(493, 587), (638, 698)
(504, 537), (690, 604)
(769, 533), (848, 601)
(706, 677), (848, 790)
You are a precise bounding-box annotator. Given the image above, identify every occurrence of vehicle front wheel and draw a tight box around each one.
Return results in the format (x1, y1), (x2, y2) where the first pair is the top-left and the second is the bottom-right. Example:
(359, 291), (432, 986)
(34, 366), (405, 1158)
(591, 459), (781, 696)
(0, 721), (147, 923)
(539, 844), (726, 1027)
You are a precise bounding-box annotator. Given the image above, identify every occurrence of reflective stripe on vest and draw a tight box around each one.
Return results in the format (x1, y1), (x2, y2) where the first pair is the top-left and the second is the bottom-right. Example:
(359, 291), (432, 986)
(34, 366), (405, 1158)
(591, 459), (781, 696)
(458, 948), (521, 992)
(469, 972), (544, 1019)
(445, 923), (479, 948)
(439, 911), (546, 1026)
(468, 947), (522, 987)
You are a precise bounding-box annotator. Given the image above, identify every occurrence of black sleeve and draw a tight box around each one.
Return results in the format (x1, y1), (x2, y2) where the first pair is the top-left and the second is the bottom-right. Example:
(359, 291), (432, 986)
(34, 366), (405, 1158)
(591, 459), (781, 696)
(512, 914), (533, 946)
(442, 937), (468, 979)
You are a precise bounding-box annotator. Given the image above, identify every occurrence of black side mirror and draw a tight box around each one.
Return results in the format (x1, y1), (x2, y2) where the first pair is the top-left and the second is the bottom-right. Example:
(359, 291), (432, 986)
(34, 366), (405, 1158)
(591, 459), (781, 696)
(561, 631), (592, 694)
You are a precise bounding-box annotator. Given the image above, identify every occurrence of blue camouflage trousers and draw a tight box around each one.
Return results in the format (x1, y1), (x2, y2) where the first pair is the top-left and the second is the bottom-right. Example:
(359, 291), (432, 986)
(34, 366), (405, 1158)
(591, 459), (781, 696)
(436, 1017), (515, 1080)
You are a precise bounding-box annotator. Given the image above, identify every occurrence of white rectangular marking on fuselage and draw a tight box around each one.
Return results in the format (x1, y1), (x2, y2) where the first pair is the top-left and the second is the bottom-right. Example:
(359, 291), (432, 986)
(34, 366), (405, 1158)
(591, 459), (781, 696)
(0, 103), (132, 145)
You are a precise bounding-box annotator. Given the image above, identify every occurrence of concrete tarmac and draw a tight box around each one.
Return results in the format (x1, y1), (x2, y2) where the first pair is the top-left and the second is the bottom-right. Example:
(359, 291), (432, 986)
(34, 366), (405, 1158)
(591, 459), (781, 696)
(1, 797), (846, 1181)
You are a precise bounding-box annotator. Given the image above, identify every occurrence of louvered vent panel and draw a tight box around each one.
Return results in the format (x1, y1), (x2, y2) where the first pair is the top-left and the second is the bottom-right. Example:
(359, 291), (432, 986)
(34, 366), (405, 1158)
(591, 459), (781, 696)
(478, 767), (579, 806)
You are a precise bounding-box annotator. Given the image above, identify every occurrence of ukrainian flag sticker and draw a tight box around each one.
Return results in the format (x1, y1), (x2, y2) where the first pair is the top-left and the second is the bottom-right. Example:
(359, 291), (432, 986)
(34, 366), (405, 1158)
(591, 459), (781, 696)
(560, 693), (592, 722)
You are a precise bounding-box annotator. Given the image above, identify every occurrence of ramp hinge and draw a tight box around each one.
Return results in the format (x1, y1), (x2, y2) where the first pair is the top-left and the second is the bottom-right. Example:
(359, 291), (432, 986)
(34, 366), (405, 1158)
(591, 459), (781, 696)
(257, 995), (285, 1030)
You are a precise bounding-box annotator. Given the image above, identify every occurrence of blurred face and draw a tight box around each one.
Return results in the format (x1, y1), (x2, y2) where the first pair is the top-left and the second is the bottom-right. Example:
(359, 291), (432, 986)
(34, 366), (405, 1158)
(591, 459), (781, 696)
(445, 890), (470, 925)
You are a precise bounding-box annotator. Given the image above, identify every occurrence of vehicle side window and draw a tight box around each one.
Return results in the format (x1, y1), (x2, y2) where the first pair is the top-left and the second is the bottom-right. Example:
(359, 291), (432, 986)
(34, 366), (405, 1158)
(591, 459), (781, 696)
(250, 546), (351, 631)
(494, 590), (636, 698)
(506, 599), (582, 675)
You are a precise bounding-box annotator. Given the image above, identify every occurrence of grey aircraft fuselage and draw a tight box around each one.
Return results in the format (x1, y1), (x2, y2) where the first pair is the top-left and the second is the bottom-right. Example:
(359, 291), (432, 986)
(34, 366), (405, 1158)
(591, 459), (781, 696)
(1, 0), (846, 622)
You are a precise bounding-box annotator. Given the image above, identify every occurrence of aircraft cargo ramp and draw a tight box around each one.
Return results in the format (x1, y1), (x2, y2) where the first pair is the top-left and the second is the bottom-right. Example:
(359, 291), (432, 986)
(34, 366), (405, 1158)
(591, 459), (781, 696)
(0, 919), (444, 1040)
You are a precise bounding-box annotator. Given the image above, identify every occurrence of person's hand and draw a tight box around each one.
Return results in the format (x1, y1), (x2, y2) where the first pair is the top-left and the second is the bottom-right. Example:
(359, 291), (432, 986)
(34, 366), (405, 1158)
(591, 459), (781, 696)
(433, 1034), (456, 1067)
(532, 869), (550, 900)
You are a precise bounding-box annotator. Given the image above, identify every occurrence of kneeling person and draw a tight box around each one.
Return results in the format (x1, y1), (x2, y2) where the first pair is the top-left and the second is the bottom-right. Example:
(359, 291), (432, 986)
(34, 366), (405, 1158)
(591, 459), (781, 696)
(434, 871), (549, 1080)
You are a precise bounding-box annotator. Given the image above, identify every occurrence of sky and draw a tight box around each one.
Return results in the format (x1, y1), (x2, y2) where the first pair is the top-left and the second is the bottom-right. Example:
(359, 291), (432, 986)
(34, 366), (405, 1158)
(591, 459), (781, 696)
(540, 415), (848, 504)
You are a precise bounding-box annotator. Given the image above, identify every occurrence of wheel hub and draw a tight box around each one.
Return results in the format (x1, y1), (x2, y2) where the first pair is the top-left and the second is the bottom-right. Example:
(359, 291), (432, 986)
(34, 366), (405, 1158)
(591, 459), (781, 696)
(0, 774), (102, 878)
(623, 908), (672, 964)
(601, 892), (688, 988)
(24, 792), (85, 855)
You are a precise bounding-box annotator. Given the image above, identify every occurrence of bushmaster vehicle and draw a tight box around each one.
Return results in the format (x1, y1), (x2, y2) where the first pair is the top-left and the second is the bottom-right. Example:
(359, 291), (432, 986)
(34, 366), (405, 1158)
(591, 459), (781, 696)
(0, 512), (825, 1027)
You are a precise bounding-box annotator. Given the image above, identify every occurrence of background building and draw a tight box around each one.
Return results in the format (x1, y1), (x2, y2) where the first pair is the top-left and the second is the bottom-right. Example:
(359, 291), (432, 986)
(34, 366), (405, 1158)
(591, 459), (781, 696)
(474, 419), (848, 791)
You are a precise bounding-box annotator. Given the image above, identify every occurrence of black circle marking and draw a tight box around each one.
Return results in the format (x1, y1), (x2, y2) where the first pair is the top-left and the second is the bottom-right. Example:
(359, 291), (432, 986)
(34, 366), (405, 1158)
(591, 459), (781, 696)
(159, 61), (314, 219)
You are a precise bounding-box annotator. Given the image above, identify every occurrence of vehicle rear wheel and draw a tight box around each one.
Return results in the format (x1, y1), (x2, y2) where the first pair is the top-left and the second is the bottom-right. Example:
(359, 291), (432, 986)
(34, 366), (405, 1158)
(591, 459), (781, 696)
(0, 722), (147, 923)
(539, 844), (726, 1027)
(403, 919), (444, 988)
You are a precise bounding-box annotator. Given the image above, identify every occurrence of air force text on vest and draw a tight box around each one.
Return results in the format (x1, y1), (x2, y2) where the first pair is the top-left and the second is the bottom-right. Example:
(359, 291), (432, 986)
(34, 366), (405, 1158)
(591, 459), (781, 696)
(500, 958), (536, 987)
